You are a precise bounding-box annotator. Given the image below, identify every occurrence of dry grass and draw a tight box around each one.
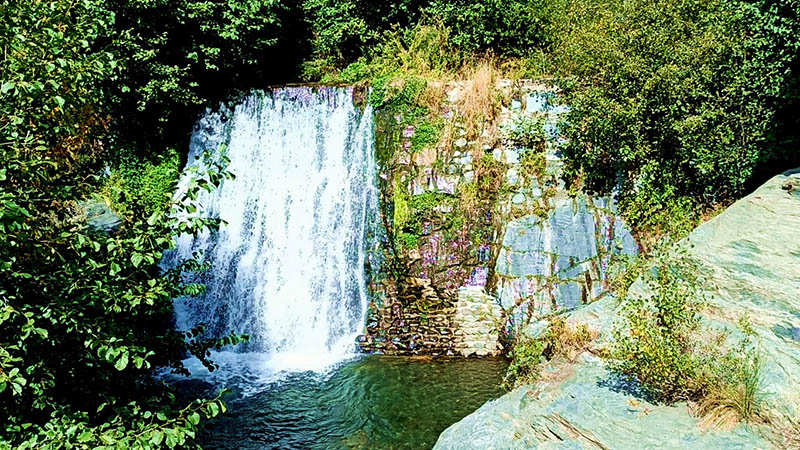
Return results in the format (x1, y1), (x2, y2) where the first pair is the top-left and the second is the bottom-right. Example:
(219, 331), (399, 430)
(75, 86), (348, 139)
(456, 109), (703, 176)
(417, 81), (448, 116)
(547, 317), (596, 362)
(457, 60), (499, 139)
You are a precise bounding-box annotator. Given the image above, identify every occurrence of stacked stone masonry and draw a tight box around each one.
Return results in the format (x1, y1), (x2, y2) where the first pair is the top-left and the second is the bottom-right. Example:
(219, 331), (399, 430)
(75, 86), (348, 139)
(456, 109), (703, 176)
(360, 80), (638, 356)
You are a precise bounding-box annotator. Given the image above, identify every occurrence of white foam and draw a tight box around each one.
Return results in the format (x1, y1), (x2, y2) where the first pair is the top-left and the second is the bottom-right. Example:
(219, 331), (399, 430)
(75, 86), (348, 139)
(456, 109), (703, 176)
(165, 88), (377, 380)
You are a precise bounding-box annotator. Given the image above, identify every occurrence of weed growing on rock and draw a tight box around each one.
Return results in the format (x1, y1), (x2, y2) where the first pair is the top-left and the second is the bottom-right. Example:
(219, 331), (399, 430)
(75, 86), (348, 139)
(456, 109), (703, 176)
(610, 246), (766, 427)
(696, 339), (764, 430)
(503, 317), (594, 388)
(457, 61), (500, 139)
(504, 114), (547, 152)
(503, 336), (547, 388)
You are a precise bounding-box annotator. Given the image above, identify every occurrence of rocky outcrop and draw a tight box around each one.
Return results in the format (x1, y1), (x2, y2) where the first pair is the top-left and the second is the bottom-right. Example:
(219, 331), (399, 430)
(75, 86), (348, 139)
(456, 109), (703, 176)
(82, 198), (122, 233)
(493, 89), (638, 335)
(434, 169), (800, 449)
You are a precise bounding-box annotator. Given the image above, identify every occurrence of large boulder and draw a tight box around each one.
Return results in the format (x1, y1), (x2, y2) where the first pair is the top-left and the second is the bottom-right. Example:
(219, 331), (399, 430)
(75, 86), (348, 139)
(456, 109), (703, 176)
(434, 169), (800, 449)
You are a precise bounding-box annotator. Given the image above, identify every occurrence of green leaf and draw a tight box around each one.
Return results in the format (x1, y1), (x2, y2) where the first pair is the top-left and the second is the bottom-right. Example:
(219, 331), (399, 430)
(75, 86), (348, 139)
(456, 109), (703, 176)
(114, 352), (129, 371)
(131, 253), (143, 268)
(150, 430), (164, 445)
(207, 402), (220, 417)
(1, 81), (14, 94)
(78, 431), (93, 442)
(147, 211), (162, 226)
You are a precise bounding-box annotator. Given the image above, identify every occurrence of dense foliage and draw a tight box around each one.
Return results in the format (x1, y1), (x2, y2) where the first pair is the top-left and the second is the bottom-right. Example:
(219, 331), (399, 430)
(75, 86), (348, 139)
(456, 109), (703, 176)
(109, 0), (307, 145)
(554, 0), (800, 237)
(0, 0), (252, 447)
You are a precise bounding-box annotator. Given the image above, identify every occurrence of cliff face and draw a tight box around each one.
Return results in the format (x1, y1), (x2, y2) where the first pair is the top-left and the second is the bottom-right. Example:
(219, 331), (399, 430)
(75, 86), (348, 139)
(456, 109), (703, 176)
(434, 169), (800, 449)
(361, 80), (637, 356)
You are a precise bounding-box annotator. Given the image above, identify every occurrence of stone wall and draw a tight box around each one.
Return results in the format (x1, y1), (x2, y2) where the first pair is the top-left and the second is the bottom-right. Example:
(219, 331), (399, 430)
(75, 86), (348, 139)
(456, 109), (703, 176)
(360, 79), (638, 356)
(359, 281), (504, 357)
(453, 287), (503, 357)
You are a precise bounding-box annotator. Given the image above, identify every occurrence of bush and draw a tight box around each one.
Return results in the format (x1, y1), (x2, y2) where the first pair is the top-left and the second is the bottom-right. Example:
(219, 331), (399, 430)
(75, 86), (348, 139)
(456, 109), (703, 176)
(554, 0), (800, 234)
(503, 114), (547, 152)
(425, 0), (559, 56)
(302, 0), (429, 77)
(611, 246), (764, 425)
(102, 150), (181, 221)
(611, 246), (707, 401)
(504, 317), (594, 388)
(503, 337), (547, 388)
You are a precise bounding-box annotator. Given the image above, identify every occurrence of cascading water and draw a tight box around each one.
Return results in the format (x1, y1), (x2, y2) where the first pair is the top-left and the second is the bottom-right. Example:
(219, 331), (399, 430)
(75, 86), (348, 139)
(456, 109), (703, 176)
(168, 87), (377, 377)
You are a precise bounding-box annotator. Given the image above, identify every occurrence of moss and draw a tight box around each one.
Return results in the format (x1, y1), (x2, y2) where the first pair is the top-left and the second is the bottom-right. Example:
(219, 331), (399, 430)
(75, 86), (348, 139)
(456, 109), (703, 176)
(393, 191), (460, 251)
(475, 153), (507, 201)
(393, 178), (410, 231)
(399, 232), (421, 249)
(410, 116), (444, 153)
(530, 201), (550, 221)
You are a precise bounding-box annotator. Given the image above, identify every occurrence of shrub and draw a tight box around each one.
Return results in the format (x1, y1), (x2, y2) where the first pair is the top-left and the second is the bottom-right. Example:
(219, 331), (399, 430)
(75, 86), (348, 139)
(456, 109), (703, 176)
(503, 336), (547, 388)
(424, 0), (560, 56)
(102, 150), (181, 221)
(504, 114), (547, 152)
(302, 0), (429, 77)
(504, 114), (548, 184)
(611, 246), (708, 401)
(554, 0), (800, 233)
(504, 317), (594, 388)
(610, 245), (765, 425)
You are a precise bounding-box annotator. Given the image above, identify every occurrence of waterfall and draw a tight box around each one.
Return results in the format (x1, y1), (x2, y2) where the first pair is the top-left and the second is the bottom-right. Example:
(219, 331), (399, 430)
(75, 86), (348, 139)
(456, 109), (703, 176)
(169, 87), (377, 375)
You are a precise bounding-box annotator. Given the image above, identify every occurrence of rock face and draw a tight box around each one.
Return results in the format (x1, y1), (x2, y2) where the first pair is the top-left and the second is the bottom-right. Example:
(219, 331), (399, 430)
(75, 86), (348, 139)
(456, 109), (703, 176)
(362, 81), (637, 355)
(82, 199), (122, 233)
(687, 168), (800, 420)
(434, 169), (800, 449)
(493, 89), (637, 336)
(496, 195), (637, 325)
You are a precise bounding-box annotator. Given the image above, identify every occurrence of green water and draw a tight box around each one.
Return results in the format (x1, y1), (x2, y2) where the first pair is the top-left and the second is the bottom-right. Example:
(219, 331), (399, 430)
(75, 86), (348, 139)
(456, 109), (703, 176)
(193, 356), (506, 449)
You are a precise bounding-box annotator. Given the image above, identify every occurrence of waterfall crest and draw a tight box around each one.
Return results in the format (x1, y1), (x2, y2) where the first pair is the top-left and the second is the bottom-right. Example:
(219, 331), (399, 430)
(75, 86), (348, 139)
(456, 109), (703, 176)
(170, 87), (377, 374)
